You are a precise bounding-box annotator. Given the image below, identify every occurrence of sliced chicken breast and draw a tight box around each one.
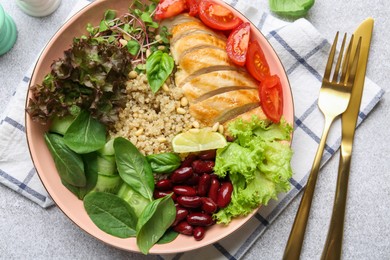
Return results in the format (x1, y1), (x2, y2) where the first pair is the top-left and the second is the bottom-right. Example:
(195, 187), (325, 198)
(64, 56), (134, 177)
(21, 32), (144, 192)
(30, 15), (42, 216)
(171, 33), (226, 62)
(166, 15), (268, 127)
(223, 106), (268, 128)
(189, 89), (260, 125)
(182, 70), (258, 102)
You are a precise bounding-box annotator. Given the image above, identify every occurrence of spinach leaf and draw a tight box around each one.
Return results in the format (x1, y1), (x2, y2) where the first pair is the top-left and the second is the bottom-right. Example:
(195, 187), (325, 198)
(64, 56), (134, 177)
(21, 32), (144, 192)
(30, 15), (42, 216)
(84, 191), (137, 238)
(45, 133), (86, 187)
(146, 153), (181, 174)
(114, 137), (154, 201)
(61, 152), (99, 199)
(64, 110), (107, 154)
(157, 229), (179, 244)
(136, 195), (176, 254)
(146, 50), (174, 93)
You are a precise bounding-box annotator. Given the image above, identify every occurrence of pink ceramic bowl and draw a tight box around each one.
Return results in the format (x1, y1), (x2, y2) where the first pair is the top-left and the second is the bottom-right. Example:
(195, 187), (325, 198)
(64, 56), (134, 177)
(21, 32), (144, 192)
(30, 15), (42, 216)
(25, 0), (294, 254)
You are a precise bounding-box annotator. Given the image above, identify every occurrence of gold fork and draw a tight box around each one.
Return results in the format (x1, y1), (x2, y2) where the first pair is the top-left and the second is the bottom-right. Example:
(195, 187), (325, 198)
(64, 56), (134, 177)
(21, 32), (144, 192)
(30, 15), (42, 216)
(283, 32), (361, 260)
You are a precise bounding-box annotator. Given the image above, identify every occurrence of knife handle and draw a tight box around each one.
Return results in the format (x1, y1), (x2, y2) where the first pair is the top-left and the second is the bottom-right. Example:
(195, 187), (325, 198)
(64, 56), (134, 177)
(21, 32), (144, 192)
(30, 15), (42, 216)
(283, 116), (334, 260)
(321, 147), (352, 260)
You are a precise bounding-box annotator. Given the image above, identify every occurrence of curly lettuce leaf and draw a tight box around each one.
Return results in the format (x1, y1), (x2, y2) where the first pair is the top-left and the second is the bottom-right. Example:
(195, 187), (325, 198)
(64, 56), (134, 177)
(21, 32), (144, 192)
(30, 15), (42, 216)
(213, 117), (293, 224)
(27, 37), (132, 128)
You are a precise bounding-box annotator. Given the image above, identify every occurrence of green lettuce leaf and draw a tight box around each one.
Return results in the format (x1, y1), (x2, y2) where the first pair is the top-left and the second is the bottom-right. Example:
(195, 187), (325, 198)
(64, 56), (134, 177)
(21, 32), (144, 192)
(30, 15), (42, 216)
(213, 117), (293, 224)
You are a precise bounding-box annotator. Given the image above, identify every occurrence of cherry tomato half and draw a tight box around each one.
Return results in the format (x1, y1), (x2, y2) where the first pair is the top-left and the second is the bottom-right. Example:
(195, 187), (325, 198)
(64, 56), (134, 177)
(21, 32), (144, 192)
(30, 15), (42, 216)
(226, 22), (251, 66)
(186, 0), (200, 17)
(154, 0), (187, 20)
(198, 0), (242, 31)
(246, 40), (271, 81)
(259, 75), (283, 123)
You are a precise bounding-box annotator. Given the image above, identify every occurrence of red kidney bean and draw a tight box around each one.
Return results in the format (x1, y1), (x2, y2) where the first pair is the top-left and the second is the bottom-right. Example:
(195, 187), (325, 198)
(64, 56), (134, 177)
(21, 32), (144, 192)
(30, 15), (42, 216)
(226, 136), (235, 142)
(201, 197), (218, 213)
(198, 150), (216, 160)
(187, 212), (214, 226)
(208, 178), (220, 203)
(185, 173), (200, 186)
(153, 190), (177, 201)
(170, 167), (193, 183)
(192, 160), (215, 174)
(197, 174), (211, 196)
(217, 182), (233, 208)
(177, 196), (202, 208)
(172, 207), (189, 226)
(193, 226), (206, 241)
(180, 154), (197, 167)
(173, 186), (197, 196)
(173, 221), (193, 235)
(155, 179), (172, 191)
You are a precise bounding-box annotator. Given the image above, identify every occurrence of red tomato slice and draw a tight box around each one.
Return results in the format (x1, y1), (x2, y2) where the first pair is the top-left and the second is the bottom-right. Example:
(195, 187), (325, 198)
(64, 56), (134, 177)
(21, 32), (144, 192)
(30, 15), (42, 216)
(259, 75), (283, 123)
(246, 40), (271, 81)
(154, 0), (188, 20)
(226, 22), (251, 66)
(198, 0), (242, 30)
(186, 0), (200, 16)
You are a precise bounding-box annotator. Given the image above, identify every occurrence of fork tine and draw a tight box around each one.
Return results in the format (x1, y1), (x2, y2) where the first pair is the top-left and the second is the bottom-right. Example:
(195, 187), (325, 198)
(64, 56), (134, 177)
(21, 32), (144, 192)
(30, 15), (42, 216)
(323, 31), (339, 80)
(332, 33), (347, 82)
(340, 34), (354, 83)
(346, 36), (362, 86)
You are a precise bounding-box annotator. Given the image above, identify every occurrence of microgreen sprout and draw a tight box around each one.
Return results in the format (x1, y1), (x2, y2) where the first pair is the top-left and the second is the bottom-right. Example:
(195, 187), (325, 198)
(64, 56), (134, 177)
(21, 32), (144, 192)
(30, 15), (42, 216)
(86, 1), (171, 71)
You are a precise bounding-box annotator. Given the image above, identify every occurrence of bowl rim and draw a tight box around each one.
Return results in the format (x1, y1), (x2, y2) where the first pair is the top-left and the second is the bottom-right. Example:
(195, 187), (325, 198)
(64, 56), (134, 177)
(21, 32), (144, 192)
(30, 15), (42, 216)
(25, 0), (295, 255)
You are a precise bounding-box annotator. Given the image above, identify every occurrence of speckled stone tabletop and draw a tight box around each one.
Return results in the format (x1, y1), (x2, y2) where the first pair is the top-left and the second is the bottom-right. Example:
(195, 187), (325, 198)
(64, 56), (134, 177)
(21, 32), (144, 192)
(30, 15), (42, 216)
(1, 0), (389, 259)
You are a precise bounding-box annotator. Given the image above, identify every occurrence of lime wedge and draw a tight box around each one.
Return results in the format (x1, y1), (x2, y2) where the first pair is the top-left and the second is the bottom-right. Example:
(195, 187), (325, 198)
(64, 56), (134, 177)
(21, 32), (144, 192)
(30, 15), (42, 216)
(172, 129), (228, 153)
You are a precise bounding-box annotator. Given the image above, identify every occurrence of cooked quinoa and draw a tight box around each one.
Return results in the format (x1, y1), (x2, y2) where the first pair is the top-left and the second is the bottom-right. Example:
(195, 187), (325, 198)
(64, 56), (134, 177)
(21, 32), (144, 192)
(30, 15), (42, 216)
(110, 73), (200, 155)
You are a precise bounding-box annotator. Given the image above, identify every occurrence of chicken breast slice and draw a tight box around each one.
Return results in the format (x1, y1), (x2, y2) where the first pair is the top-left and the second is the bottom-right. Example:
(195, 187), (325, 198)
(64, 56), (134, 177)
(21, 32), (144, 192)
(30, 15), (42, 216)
(189, 89), (260, 125)
(223, 106), (268, 129)
(171, 33), (226, 62)
(182, 70), (258, 102)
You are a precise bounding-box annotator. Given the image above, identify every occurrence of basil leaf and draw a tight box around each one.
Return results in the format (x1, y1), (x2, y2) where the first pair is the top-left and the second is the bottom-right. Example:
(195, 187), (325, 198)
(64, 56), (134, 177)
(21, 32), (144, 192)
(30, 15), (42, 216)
(146, 153), (181, 174)
(146, 50), (174, 93)
(157, 229), (179, 244)
(269, 0), (315, 18)
(136, 195), (176, 254)
(45, 133), (86, 187)
(126, 40), (141, 56)
(63, 110), (107, 154)
(114, 137), (154, 201)
(84, 192), (137, 238)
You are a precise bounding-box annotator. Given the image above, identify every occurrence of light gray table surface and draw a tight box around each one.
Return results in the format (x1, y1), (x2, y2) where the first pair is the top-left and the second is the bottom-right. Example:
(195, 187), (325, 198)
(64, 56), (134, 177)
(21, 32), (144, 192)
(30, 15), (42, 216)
(1, 0), (389, 259)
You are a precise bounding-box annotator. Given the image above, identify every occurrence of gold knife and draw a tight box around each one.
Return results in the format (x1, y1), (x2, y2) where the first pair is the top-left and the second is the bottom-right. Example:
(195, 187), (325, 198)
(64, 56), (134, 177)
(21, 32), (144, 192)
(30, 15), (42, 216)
(321, 18), (374, 260)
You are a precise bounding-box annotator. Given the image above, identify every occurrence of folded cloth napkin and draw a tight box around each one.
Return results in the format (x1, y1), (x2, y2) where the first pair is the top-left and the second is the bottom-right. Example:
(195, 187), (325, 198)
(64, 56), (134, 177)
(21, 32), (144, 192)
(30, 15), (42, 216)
(0, 0), (385, 258)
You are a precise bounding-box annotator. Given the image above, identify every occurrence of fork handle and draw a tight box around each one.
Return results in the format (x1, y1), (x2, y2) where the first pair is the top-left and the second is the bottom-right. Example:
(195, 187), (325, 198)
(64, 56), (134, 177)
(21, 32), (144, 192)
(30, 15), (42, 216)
(321, 145), (352, 260)
(283, 116), (335, 260)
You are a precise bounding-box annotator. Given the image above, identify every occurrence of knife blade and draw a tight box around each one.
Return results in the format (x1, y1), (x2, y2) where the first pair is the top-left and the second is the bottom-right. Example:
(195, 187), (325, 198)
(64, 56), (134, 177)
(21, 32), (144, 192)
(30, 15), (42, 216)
(321, 18), (374, 260)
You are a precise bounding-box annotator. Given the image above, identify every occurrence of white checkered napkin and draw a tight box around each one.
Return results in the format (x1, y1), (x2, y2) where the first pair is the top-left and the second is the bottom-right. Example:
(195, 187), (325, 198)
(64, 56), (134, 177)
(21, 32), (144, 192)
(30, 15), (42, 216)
(0, 65), (53, 208)
(0, 0), (385, 258)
